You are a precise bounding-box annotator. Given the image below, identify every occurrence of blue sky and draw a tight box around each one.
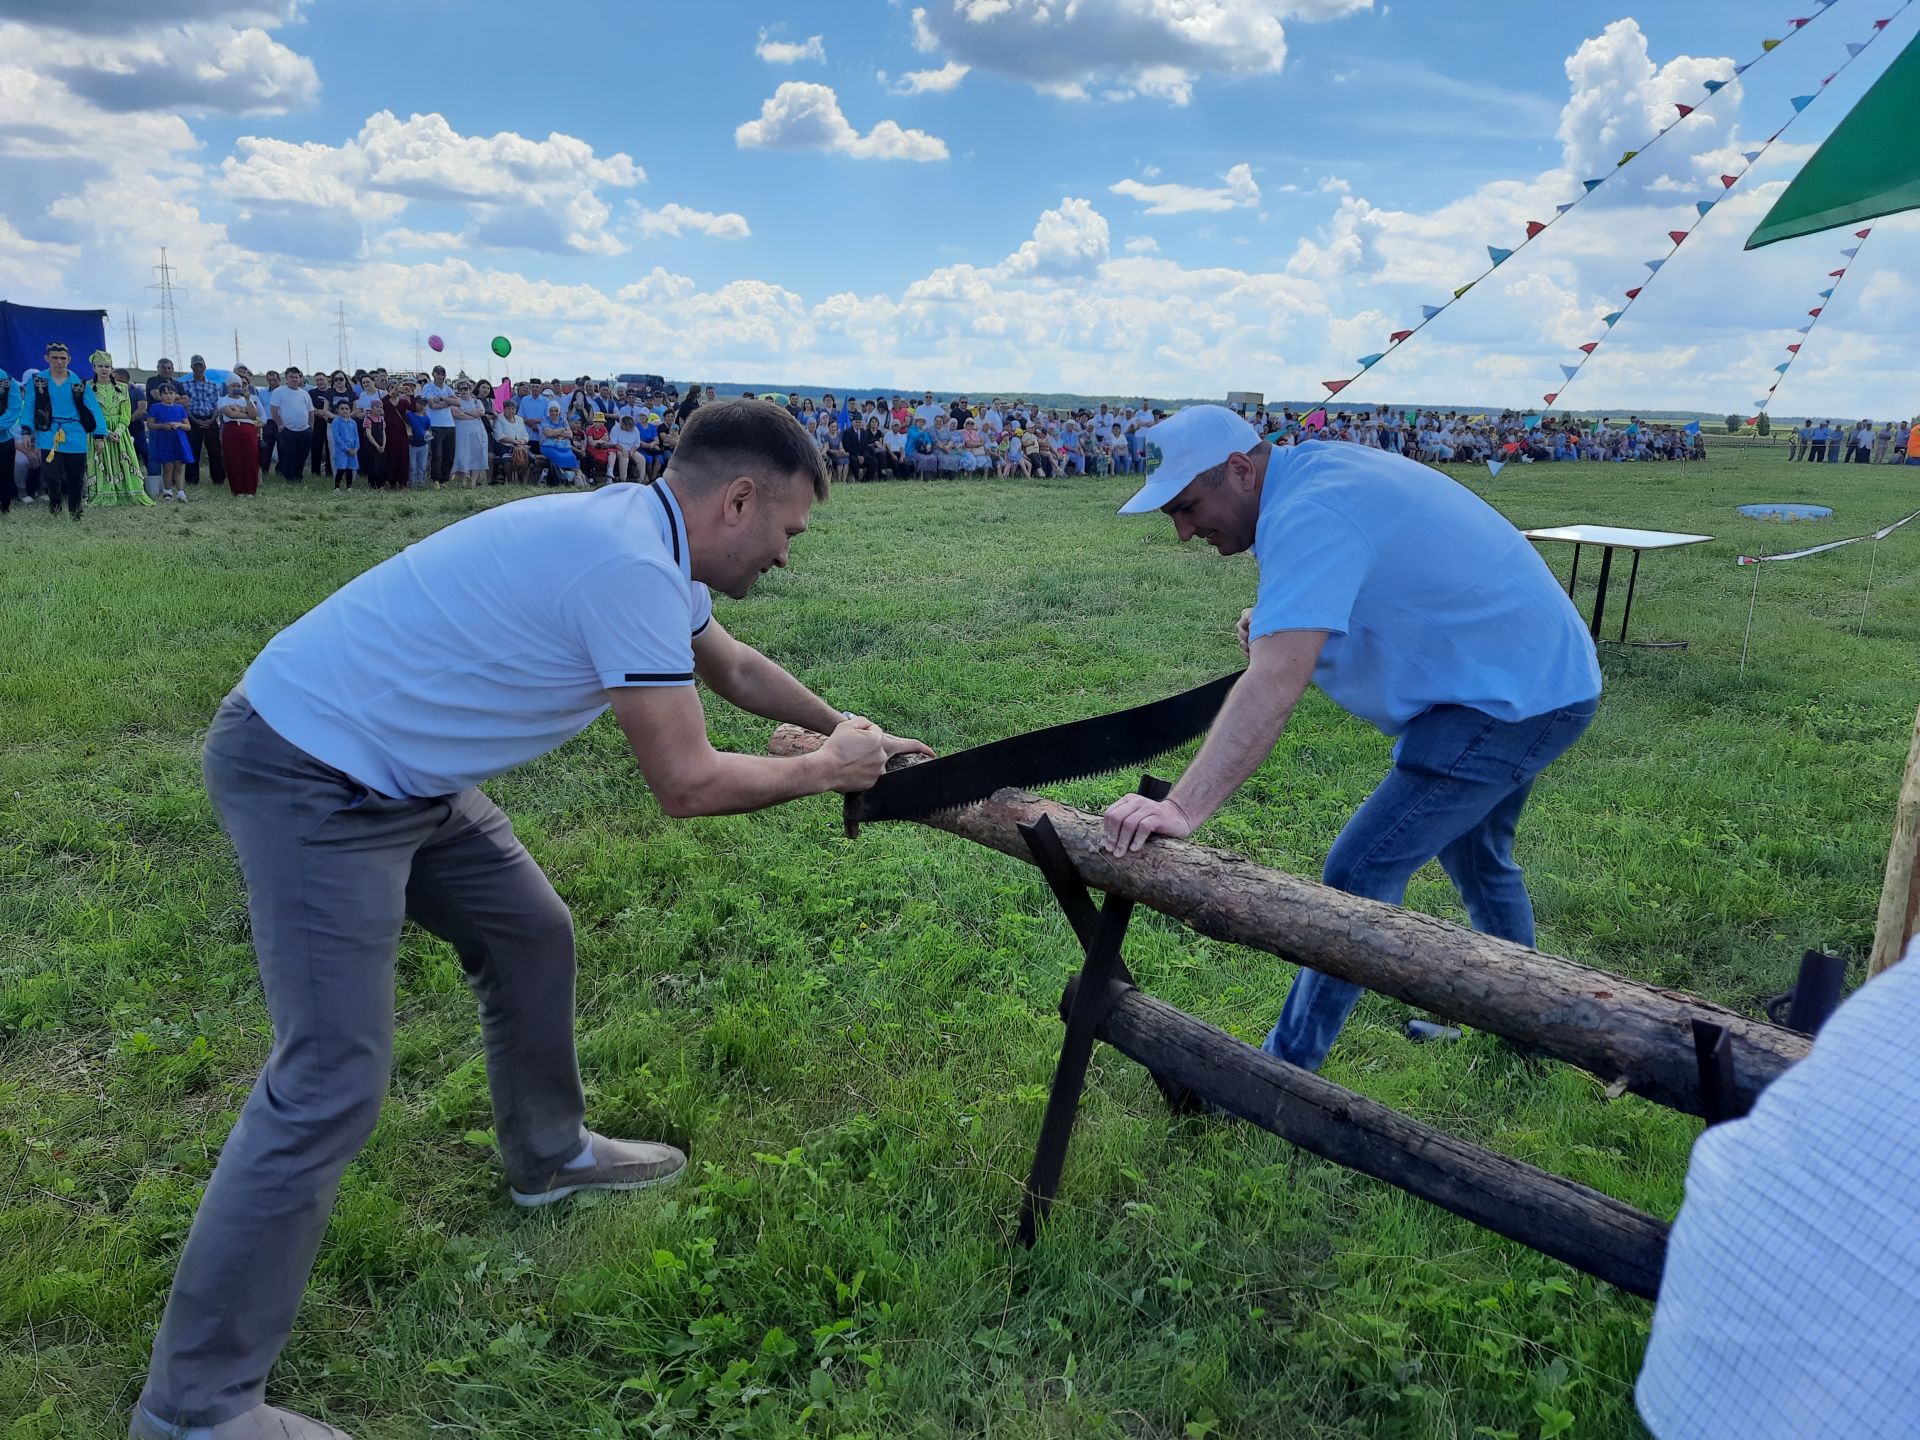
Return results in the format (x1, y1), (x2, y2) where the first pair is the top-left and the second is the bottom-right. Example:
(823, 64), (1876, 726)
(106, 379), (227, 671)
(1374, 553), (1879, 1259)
(3, 0), (1915, 413)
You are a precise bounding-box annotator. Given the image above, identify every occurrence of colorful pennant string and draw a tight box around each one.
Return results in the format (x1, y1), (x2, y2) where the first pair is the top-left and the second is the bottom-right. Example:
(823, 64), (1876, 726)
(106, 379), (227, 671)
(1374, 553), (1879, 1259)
(1535, 3), (1907, 416)
(1756, 227), (1873, 408)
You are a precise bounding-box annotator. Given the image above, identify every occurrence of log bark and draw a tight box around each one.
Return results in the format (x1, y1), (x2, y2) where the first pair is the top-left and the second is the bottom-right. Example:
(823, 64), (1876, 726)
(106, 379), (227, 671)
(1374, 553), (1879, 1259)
(1868, 705), (1920, 976)
(770, 725), (1809, 1115)
(1080, 976), (1668, 1299)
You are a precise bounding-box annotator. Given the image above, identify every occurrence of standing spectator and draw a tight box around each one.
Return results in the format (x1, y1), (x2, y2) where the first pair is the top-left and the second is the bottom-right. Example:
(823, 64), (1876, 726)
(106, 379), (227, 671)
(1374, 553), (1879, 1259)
(1874, 422), (1896, 465)
(148, 379), (194, 502)
(87, 349), (151, 507)
(1852, 420), (1874, 464)
(182, 356), (226, 491)
(126, 368), (151, 486)
(359, 385), (386, 488)
(0, 368), (17, 514)
(382, 379), (413, 491)
(271, 370), (316, 481)
(420, 366), (458, 486)
(452, 380), (490, 486)
(676, 385), (701, 424)
(1788, 420), (1807, 461)
(30, 341), (103, 520)
(257, 369), (281, 473)
(328, 401), (360, 490)
(403, 382), (431, 485)
(217, 377), (262, 498)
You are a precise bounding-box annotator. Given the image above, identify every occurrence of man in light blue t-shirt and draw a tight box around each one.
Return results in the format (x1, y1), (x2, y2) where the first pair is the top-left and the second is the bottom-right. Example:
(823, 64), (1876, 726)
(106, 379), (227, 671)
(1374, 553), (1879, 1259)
(418, 364), (458, 487)
(132, 400), (931, 1440)
(1100, 406), (1599, 1073)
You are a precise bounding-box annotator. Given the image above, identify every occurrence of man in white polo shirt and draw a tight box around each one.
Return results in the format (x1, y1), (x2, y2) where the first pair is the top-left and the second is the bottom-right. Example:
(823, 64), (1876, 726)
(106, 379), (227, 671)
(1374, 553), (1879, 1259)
(1099, 406), (1599, 1073)
(132, 400), (929, 1440)
(419, 364), (458, 487)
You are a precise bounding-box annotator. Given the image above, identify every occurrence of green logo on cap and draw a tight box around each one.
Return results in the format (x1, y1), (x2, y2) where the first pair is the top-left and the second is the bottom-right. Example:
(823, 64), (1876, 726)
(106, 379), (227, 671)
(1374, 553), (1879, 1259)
(1144, 442), (1163, 474)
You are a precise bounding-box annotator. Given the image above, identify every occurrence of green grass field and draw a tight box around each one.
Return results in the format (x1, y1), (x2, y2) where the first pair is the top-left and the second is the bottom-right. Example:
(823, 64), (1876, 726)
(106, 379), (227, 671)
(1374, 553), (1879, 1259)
(3, 449), (1916, 1439)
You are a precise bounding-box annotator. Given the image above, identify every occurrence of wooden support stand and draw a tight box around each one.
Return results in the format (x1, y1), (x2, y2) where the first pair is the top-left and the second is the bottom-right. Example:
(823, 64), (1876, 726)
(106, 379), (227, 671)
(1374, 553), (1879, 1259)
(1869, 705), (1920, 977)
(769, 726), (1810, 1115)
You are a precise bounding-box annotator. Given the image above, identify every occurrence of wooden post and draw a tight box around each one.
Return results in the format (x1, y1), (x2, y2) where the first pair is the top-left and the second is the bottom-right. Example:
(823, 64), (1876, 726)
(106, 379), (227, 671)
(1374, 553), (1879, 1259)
(1080, 976), (1669, 1298)
(769, 726), (1810, 1115)
(1869, 705), (1920, 976)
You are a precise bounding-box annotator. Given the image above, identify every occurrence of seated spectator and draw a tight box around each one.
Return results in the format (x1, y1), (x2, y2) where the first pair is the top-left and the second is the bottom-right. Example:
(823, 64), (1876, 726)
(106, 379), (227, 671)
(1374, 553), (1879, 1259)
(493, 402), (531, 483)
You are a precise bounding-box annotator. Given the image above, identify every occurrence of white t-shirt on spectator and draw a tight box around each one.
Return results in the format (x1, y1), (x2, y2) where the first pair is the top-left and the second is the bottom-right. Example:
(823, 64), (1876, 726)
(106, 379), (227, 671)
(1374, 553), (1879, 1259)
(420, 381), (457, 428)
(243, 479), (714, 799)
(915, 402), (945, 425)
(271, 386), (314, 433)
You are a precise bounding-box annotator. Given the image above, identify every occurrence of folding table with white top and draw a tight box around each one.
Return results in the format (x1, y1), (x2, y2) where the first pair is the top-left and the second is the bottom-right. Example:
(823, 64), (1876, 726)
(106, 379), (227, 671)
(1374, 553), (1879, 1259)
(1522, 524), (1714, 646)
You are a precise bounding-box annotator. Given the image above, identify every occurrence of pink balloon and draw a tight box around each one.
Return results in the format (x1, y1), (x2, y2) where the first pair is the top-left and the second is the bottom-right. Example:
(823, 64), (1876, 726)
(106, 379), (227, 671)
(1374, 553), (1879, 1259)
(428, 334), (444, 352)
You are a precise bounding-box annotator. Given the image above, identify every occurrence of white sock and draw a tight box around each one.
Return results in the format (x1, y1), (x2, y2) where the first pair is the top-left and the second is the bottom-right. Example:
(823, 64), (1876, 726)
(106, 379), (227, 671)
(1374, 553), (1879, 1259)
(564, 1137), (595, 1170)
(142, 1404), (214, 1439)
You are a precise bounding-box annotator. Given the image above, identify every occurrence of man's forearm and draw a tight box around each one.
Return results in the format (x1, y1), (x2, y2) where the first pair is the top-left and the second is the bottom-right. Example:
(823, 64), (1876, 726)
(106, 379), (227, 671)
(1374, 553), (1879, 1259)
(713, 649), (844, 734)
(1167, 672), (1299, 827)
(669, 749), (836, 818)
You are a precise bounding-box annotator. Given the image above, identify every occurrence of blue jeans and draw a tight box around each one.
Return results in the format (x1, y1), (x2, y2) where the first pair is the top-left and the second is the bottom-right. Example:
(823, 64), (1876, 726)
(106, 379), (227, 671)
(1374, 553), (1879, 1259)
(1262, 697), (1598, 1070)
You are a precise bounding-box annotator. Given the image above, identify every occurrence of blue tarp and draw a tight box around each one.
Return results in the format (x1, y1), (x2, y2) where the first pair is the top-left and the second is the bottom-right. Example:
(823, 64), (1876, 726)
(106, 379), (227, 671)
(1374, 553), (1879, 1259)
(0, 301), (108, 380)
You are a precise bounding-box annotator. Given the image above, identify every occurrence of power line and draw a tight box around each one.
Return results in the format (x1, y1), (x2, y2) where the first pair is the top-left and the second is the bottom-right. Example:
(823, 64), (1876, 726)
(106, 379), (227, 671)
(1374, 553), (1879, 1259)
(122, 311), (140, 370)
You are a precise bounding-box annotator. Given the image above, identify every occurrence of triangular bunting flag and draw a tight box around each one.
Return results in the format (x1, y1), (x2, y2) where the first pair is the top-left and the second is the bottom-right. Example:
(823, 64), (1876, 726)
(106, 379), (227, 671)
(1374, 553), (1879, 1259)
(1543, 393), (1559, 404)
(1829, 268), (1847, 276)
(1775, 363), (1791, 372)
(1762, 38), (1781, 50)
(1787, 343), (1802, 353)
(1791, 94), (1815, 111)
(1488, 245), (1514, 265)
(1757, 399), (1771, 409)
(1668, 230), (1689, 244)
(1619, 149), (1639, 165)
(1454, 282), (1475, 299)
(1735, 61), (1753, 75)
(1744, 150), (1762, 162)
(1602, 310), (1624, 326)
(1421, 305), (1443, 319)
(1856, 227), (1872, 237)
(1356, 353), (1385, 368)
(1818, 287), (1834, 298)
(1797, 324), (1813, 333)
(1389, 329), (1413, 343)
(1789, 17), (1811, 28)
(1809, 307), (1824, 316)
(1583, 177), (1605, 192)
(1875, 18), (1890, 29)
(1525, 220), (1547, 238)
(1645, 258), (1665, 272)
(1697, 201), (1715, 216)
(1322, 379), (1349, 394)
(1675, 103), (1694, 118)
(1704, 79), (1726, 93)
(1847, 41), (1866, 56)
(1822, 73), (1836, 85)
(1560, 363), (1580, 379)
(1721, 174), (1740, 187)
(1841, 246), (1859, 257)
(1556, 202), (1576, 214)
(1625, 287), (1643, 299)
(1577, 342), (1598, 354)
(1486, 459), (1506, 478)
(1302, 408), (1327, 429)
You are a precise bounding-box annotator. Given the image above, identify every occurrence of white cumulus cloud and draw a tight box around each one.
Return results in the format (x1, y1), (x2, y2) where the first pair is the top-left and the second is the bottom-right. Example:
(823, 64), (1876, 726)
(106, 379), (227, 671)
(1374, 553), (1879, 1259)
(1110, 162), (1260, 214)
(907, 0), (1372, 105)
(884, 61), (970, 95)
(735, 82), (948, 161)
(636, 203), (751, 240)
(1003, 197), (1110, 276)
(755, 29), (826, 64)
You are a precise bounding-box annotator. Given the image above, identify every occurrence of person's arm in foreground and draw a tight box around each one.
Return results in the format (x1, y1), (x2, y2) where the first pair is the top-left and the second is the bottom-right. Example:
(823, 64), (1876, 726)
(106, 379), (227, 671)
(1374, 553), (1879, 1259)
(1100, 627), (1326, 856)
(608, 684), (888, 818)
(691, 618), (933, 759)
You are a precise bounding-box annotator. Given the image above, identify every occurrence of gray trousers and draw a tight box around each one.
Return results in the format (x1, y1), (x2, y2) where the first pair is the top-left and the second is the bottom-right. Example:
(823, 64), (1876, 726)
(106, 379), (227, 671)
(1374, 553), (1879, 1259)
(142, 690), (588, 1426)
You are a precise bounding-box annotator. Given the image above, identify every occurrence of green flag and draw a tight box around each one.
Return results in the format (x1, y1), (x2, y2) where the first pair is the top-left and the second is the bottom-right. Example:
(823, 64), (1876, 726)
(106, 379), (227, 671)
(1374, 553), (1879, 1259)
(1748, 33), (1920, 247)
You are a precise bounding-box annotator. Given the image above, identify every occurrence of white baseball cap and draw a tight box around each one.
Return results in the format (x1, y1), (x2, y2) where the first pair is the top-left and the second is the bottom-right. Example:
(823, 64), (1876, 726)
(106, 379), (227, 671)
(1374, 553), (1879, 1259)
(1118, 404), (1261, 514)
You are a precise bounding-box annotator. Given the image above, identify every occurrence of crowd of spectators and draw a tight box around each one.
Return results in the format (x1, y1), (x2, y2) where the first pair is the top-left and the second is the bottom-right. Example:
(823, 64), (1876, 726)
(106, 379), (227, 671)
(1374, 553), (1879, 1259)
(7, 346), (1919, 520)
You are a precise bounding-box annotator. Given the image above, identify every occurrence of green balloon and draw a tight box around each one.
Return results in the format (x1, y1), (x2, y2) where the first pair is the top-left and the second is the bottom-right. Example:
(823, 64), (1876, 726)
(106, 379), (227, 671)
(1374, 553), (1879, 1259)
(490, 335), (512, 358)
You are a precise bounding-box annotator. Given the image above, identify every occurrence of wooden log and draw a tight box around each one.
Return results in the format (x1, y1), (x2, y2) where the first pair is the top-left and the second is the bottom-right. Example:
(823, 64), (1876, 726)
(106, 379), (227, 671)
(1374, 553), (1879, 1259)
(1868, 705), (1920, 976)
(1081, 976), (1668, 1299)
(769, 726), (1809, 1114)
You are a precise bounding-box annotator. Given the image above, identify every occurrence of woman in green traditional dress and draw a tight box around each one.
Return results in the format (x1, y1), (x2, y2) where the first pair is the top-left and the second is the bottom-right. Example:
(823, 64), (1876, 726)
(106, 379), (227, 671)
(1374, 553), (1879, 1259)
(88, 349), (152, 507)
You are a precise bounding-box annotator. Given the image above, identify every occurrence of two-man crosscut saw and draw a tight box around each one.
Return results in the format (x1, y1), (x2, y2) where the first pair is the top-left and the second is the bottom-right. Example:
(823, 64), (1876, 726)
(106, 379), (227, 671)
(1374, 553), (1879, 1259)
(843, 671), (1244, 836)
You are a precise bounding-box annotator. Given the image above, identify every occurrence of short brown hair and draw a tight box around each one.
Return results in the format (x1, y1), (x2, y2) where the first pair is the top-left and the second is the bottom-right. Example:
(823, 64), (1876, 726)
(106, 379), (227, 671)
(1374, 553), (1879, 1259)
(668, 397), (829, 501)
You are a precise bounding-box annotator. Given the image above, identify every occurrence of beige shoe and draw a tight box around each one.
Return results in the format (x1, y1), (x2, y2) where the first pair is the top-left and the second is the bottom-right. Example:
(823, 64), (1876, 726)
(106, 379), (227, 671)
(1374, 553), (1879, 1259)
(510, 1132), (687, 1208)
(129, 1402), (352, 1438)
